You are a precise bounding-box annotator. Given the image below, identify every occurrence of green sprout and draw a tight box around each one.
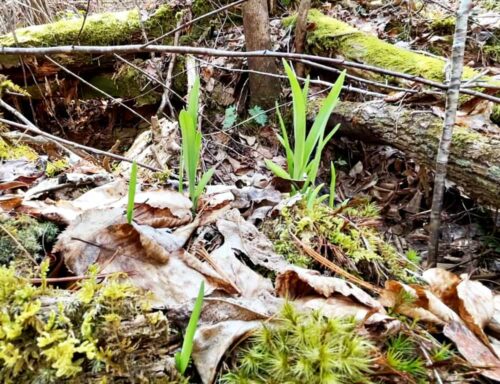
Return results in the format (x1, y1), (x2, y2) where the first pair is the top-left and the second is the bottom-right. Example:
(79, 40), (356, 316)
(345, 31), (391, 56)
(329, 161), (336, 208)
(178, 78), (214, 211)
(126, 161), (138, 224)
(175, 281), (205, 375)
(266, 60), (345, 204)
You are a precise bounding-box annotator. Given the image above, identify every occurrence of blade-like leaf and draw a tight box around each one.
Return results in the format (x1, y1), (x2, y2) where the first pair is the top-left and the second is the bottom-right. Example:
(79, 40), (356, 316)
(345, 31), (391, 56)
(265, 159), (291, 179)
(306, 183), (324, 211)
(187, 77), (200, 126)
(193, 167), (215, 209)
(303, 70), (345, 164)
(126, 161), (138, 224)
(283, 60), (306, 179)
(276, 103), (293, 174)
(175, 281), (205, 374)
(329, 161), (336, 208)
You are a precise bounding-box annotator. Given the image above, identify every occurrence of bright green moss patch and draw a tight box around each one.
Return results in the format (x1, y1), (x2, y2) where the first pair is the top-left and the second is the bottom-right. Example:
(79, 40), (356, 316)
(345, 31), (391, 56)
(0, 75), (30, 97)
(262, 199), (418, 284)
(45, 158), (69, 177)
(222, 303), (375, 383)
(0, 264), (187, 383)
(303, 9), (478, 83)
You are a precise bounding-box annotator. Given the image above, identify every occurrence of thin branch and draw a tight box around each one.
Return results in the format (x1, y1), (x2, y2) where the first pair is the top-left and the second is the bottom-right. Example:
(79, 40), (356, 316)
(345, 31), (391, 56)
(75, 0), (91, 45)
(43, 55), (150, 124)
(427, 0), (473, 268)
(1, 44), (497, 102)
(142, 0), (248, 47)
(0, 102), (162, 173)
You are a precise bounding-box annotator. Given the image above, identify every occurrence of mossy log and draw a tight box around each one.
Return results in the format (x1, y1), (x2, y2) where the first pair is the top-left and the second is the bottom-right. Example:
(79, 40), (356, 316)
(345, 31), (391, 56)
(299, 10), (500, 92)
(329, 101), (500, 207)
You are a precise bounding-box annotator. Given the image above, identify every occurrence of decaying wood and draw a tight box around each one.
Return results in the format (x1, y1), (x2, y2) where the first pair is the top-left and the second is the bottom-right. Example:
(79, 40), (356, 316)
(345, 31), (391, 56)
(329, 101), (500, 208)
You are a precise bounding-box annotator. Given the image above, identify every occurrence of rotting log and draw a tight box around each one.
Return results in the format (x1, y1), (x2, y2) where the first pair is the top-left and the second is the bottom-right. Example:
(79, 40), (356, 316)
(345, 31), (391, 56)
(328, 101), (500, 207)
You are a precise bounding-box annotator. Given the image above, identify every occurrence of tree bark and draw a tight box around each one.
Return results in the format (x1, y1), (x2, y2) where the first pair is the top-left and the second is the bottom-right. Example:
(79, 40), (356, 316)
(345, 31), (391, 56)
(293, 0), (311, 78)
(328, 101), (500, 208)
(242, 0), (280, 109)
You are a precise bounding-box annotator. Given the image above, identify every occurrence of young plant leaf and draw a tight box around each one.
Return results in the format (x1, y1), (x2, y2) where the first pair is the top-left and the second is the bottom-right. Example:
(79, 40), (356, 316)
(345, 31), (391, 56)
(265, 160), (291, 180)
(249, 105), (268, 126)
(193, 167), (215, 210)
(126, 161), (138, 224)
(175, 281), (205, 375)
(223, 105), (238, 129)
(329, 161), (336, 208)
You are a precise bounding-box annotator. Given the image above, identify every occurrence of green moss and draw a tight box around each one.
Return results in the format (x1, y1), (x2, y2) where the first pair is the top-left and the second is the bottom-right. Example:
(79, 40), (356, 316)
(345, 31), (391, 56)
(262, 199), (417, 284)
(0, 138), (38, 161)
(0, 5), (176, 48)
(0, 75), (30, 97)
(45, 159), (69, 177)
(300, 9), (479, 83)
(492, 104), (500, 125)
(0, 264), (187, 383)
(222, 303), (375, 383)
(430, 16), (455, 34)
(0, 214), (59, 267)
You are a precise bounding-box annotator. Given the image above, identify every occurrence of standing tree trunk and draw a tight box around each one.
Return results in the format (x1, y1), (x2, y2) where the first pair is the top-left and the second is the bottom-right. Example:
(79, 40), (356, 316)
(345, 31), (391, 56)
(242, 0), (280, 109)
(293, 0), (311, 78)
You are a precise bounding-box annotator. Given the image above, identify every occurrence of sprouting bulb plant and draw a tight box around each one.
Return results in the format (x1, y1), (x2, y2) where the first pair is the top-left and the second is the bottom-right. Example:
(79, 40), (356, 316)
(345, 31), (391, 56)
(126, 160), (138, 224)
(265, 60), (345, 200)
(178, 77), (214, 211)
(175, 281), (205, 375)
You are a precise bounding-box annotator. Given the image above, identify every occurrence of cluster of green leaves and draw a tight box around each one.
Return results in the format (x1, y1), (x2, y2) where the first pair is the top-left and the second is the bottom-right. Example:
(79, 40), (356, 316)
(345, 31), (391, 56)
(178, 78), (214, 211)
(0, 214), (59, 266)
(385, 335), (427, 382)
(222, 303), (374, 384)
(0, 263), (186, 383)
(222, 105), (268, 129)
(266, 60), (345, 207)
(262, 199), (418, 283)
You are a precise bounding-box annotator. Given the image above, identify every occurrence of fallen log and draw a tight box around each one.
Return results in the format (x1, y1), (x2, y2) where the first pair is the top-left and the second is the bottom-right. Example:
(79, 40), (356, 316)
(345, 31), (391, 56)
(329, 101), (500, 207)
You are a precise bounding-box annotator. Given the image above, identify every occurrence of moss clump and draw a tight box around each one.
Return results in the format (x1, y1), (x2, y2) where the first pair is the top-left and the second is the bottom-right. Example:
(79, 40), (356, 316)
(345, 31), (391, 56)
(0, 263), (187, 383)
(0, 75), (30, 97)
(0, 214), (59, 266)
(262, 199), (417, 284)
(221, 303), (374, 383)
(0, 138), (38, 161)
(430, 16), (455, 34)
(492, 104), (500, 125)
(45, 158), (69, 177)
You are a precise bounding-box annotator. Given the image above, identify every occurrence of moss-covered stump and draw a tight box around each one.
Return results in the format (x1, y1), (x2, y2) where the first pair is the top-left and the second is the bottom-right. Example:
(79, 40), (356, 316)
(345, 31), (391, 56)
(329, 101), (500, 207)
(262, 199), (419, 285)
(291, 9), (500, 92)
(0, 264), (187, 383)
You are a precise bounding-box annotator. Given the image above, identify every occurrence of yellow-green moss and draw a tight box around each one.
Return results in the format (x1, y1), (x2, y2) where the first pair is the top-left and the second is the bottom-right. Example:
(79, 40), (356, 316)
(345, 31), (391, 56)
(262, 199), (418, 284)
(45, 158), (69, 177)
(0, 76), (30, 98)
(0, 264), (187, 383)
(0, 138), (38, 161)
(430, 16), (455, 34)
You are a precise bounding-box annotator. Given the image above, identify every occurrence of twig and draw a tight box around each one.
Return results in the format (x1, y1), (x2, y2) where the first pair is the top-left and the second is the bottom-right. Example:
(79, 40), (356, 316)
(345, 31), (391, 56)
(142, 0), (248, 47)
(0, 102), (162, 173)
(43, 55), (150, 124)
(2, 44), (497, 102)
(428, 0), (473, 267)
(75, 0), (91, 45)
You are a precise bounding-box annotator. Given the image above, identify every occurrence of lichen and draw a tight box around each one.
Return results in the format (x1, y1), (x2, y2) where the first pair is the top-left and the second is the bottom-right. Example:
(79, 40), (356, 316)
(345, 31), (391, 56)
(0, 263), (187, 383)
(262, 199), (418, 284)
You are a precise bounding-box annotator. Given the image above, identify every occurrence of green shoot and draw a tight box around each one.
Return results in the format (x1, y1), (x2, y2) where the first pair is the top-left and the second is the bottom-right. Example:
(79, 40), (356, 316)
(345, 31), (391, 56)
(126, 161), (138, 224)
(266, 60), (345, 199)
(178, 78), (214, 211)
(175, 280), (205, 375)
(329, 162), (336, 208)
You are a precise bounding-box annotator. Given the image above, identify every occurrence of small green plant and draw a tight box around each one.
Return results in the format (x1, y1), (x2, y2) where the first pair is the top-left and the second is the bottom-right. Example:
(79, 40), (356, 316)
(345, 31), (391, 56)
(266, 60), (345, 200)
(385, 334), (427, 381)
(222, 303), (374, 383)
(405, 248), (421, 265)
(175, 281), (205, 375)
(249, 105), (268, 126)
(126, 161), (138, 224)
(178, 78), (214, 211)
(222, 105), (238, 129)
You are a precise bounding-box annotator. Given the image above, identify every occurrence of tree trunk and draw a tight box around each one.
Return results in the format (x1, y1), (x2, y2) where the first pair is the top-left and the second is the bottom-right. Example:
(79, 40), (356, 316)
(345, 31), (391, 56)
(242, 0), (280, 109)
(328, 101), (500, 208)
